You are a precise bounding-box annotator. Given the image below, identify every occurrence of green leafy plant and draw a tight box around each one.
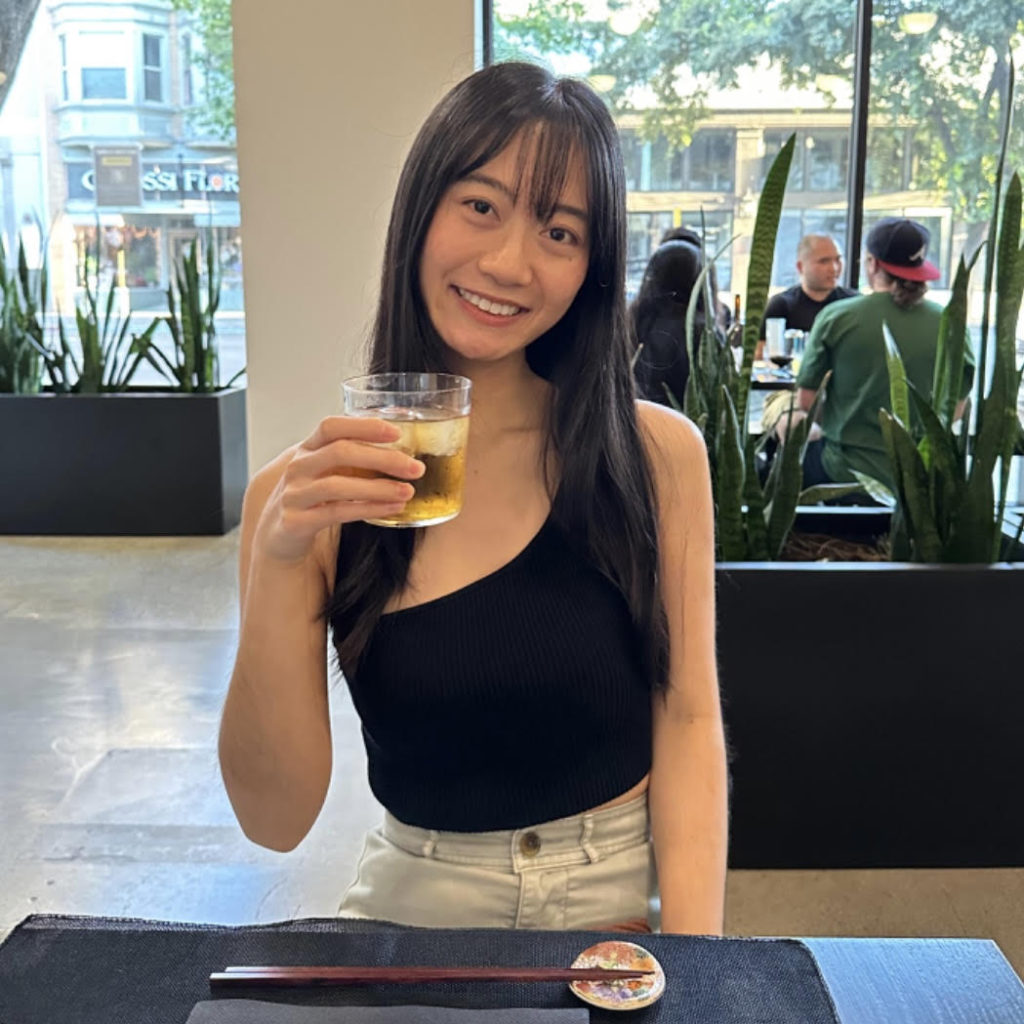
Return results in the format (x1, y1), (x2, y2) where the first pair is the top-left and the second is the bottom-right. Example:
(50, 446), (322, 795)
(870, 63), (1024, 563)
(34, 229), (161, 394)
(0, 233), (48, 394)
(678, 134), (853, 559)
(144, 234), (244, 392)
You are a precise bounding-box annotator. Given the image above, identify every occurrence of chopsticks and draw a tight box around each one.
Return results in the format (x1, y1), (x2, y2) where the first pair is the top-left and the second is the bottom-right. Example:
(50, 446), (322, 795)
(210, 965), (654, 988)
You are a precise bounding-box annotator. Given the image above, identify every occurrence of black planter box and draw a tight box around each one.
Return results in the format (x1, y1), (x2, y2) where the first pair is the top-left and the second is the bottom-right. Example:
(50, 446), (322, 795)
(716, 557), (1024, 870)
(0, 388), (247, 535)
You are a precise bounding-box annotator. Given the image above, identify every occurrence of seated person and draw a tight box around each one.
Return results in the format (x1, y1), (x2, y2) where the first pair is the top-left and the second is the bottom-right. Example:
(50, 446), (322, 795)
(761, 233), (858, 337)
(631, 239), (726, 407)
(795, 217), (970, 492)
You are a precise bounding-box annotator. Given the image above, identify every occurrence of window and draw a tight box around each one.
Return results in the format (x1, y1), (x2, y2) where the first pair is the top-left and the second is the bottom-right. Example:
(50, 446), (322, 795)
(620, 130), (735, 193)
(627, 211), (674, 294)
(59, 35), (69, 101)
(142, 33), (163, 103)
(865, 129), (907, 193)
(80, 32), (128, 100)
(626, 210), (733, 297)
(181, 33), (194, 106)
(763, 130), (847, 192)
(686, 132), (735, 192)
(805, 132), (848, 191)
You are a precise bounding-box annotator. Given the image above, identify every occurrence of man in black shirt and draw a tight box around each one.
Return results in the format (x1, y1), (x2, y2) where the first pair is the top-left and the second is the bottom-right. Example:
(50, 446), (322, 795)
(761, 234), (859, 336)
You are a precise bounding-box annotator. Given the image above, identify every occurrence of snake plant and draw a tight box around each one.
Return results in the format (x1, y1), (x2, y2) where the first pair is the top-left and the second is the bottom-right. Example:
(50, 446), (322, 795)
(0, 233), (47, 394)
(872, 63), (1024, 563)
(143, 233), (244, 392)
(678, 135), (852, 559)
(31, 227), (162, 394)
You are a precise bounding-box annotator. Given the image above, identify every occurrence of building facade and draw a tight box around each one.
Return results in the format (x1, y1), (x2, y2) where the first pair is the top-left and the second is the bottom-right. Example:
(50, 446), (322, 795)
(1, 0), (242, 312)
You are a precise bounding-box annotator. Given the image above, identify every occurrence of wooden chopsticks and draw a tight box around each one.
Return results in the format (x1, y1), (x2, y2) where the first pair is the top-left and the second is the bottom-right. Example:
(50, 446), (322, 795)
(210, 965), (654, 988)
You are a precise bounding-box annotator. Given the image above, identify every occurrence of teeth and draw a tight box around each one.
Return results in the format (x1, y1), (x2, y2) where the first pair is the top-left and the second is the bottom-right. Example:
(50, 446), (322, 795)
(457, 287), (522, 317)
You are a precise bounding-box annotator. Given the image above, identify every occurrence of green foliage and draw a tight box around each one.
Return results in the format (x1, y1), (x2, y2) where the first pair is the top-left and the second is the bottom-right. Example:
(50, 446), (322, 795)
(876, 165), (1024, 562)
(675, 135), (853, 560)
(494, 0), (1024, 226)
(35, 231), (162, 394)
(172, 0), (235, 139)
(0, 233), (47, 394)
(143, 234), (244, 392)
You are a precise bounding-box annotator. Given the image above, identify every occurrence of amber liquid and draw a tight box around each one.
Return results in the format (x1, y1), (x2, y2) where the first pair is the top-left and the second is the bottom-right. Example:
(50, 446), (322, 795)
(368, 406), (469, 527)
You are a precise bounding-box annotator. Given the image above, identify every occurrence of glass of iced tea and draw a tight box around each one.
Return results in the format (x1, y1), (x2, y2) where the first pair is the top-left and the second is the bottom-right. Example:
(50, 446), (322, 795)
(341, 372), (471, 527)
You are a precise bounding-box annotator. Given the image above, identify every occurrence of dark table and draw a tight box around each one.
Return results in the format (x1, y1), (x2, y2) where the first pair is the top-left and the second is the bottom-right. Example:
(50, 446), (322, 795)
(2, 915), (1023, 1024)
(751, 366), (797, 391)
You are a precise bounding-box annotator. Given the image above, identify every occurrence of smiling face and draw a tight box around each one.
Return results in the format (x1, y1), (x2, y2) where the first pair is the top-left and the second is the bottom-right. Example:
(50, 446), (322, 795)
(417, 133), (590, 370)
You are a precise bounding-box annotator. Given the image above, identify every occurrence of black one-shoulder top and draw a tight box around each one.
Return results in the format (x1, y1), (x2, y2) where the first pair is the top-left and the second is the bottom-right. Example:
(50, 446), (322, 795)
(335, 517), (652, 832)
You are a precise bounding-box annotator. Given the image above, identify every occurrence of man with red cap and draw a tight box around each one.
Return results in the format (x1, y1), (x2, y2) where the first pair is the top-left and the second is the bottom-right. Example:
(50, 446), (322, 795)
(794, 216), (970, 492)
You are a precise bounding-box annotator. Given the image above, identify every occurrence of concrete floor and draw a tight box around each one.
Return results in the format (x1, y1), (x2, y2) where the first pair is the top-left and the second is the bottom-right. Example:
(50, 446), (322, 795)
(2, 532), (1023, 976)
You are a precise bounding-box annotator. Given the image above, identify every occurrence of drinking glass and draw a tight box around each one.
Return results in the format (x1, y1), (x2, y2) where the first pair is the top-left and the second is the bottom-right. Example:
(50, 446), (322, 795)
(765, 320), (794, 372)
(342, 372), (472, 527)
(786, 329), (806, 374)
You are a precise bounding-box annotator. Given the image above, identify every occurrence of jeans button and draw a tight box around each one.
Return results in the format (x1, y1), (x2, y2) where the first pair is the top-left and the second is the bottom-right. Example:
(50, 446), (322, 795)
(519, 831), (541, 857)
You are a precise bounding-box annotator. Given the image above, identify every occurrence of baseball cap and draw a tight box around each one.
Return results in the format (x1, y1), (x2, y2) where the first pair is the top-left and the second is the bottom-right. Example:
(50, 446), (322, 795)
(866, 217), (940, 281)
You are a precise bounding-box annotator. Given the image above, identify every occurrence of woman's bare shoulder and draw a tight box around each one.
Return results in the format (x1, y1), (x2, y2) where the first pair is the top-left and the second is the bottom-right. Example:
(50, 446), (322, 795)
(635, 400), (707, 477)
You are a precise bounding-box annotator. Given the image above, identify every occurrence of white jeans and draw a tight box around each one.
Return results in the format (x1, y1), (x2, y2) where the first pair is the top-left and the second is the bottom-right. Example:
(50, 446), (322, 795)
(339, 793), (656, 930)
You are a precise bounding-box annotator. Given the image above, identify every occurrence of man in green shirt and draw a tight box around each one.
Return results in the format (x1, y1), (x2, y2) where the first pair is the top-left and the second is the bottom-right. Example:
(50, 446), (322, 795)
(796, 217), (963, 492)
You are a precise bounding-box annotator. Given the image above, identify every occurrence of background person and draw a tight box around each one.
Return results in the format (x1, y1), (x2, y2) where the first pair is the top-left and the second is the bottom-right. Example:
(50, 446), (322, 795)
(631, 238), (726, 407)
(761, 233), (859, 338)
(218, 62), (726, 936)
(795, 216), (970, 491)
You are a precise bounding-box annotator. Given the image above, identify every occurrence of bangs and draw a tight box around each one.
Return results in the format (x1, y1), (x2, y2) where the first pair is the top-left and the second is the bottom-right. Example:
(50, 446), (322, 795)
(456, 118), (588, 226)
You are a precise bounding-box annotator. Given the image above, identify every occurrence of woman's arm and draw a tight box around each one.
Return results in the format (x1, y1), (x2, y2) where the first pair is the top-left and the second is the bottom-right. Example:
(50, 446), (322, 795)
(638, 401), (728, 934)
(219, 417), (424, 851)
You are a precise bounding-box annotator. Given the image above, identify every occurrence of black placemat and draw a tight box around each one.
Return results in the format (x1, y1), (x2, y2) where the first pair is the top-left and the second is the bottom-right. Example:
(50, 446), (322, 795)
(0, 914), (840, 1024)
(187, 1001), (588, 1022)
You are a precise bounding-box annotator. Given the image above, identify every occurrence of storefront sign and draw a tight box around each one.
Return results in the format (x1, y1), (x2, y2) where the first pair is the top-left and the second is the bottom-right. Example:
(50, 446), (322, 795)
(68, 162), (241, 203)
(93, 147), (143, 207)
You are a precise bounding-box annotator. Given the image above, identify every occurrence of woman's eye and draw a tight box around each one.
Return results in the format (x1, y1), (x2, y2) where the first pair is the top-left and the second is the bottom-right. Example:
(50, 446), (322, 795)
(547, 227), (578, 245)
(468, 199), (493, 216)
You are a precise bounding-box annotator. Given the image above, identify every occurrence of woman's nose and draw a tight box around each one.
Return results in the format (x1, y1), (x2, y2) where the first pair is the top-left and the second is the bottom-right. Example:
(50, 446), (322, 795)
(477, 226), (534, 286)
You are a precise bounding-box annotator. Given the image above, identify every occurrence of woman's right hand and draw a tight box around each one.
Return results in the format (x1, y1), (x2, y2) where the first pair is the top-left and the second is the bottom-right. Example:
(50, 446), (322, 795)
(253, 416), (424, 565)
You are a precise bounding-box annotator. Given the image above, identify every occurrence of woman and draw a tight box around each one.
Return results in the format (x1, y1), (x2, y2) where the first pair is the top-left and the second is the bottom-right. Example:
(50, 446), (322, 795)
(219, 62), (726, 934)
(631, 240), (701, 406)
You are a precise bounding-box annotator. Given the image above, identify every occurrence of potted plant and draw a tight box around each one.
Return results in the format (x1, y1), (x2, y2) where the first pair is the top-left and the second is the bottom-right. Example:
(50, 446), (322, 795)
(713, 68), (1024, 872)
(0, 230), (247, 536)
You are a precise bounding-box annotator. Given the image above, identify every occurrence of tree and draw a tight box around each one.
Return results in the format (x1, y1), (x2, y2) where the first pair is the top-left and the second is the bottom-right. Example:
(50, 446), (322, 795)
(172, 0), (235, 140)
(495, 0), (1024, 232)
(0, 0), (42, 113)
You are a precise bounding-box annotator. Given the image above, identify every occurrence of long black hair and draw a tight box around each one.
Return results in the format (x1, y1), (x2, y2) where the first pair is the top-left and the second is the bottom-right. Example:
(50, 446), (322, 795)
(327, 61), (668, 691)
(631, 239), (704, 405)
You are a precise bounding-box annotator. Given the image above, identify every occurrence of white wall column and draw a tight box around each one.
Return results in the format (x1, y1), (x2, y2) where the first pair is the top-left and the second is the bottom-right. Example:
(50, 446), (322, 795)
(232, 0), (477, 473)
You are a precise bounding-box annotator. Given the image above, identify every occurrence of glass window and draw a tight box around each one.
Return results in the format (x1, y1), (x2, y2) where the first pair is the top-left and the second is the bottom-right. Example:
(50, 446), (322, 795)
(80, 32), (127, 100)
(619, 130), (644, 192)
(626, 210), (733, 299)
(649, 136), (684, 191)
(677, 211), (732, 292)
(82, 68), (127, 100)
(626, 211), (675, 296)
(142, 33), (163, 102)
(687, 132), (735, 191)
(865, 128), (906, 194)
(805, 132), (848, 191)
(763, 130), (805, 192)
(59, 35), (69, 101)
(181, 33), (194, 106)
